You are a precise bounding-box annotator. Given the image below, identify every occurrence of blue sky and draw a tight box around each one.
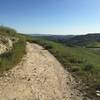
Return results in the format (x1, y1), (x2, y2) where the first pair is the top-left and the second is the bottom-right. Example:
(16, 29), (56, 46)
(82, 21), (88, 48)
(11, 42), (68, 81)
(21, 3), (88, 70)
(0, 0), (100, 35)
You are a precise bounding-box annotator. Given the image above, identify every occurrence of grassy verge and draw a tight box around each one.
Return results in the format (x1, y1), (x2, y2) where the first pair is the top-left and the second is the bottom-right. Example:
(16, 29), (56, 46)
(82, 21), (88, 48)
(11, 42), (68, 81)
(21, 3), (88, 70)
(0, 26), (26, 74)
(0, 39), (26, 74)
(27, 37), (100, 99)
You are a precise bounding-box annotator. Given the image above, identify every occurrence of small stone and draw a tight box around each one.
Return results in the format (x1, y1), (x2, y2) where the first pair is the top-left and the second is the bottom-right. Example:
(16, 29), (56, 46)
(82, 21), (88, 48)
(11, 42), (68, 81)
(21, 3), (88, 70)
(96, 90), (100, 97)
(13, 98), (16, 100)
(28, 78), (31, 81)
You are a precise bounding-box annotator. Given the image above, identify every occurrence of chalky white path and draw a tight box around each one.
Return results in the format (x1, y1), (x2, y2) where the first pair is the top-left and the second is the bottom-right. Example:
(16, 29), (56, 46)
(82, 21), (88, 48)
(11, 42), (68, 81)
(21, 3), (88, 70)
(0, 42), (83, 100)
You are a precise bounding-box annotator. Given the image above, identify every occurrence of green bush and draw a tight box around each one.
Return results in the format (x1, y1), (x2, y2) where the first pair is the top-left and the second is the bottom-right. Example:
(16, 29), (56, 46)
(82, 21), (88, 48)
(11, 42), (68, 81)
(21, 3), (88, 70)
(69, 58), (83, 64)
(83, 64), (94, 71)
(44, 44), (53, 49)
(69, 58), (77, 63)
(71, 67), (80, 72)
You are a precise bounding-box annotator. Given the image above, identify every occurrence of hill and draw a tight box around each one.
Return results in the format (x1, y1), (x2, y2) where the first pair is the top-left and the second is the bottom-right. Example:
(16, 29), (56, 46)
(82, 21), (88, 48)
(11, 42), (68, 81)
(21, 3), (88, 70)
(0, 42), (85, 100)
(36, 33), (100, 47)
(27, 36), (100, 99)
(29, 34), (75, 43)
(65, 33), (100, 47)
(40, 35), (74, 42)
(0, 26), (26, 74)
(0, 27), (88, 100)
(0, 28), (100, 99)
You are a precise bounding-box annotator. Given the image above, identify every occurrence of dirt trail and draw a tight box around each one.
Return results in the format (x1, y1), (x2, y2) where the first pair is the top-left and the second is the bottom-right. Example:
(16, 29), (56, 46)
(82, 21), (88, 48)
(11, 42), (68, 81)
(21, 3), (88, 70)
(0, 42), (86, 100)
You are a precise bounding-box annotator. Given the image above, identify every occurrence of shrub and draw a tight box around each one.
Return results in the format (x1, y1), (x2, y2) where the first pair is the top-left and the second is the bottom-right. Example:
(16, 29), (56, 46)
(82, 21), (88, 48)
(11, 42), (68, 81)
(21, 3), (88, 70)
(44, 44), (53, 49)
(69, 58), (76, 63)
(83, 64), (94, 71)
(68, 57), (84, 64)
(71, 67), (80, 72)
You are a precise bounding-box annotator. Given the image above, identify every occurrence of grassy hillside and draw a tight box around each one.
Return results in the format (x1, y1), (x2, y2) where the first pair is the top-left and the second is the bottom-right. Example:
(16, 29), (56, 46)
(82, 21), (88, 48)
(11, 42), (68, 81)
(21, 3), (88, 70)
(0, 26), (17, 37)
(0, 29), (100, 99)
(0, 26), (26, 74)
(37, 35), (74, 43)
(40, 34), (100, 47)
(27, 37), (100, 99)
(65, 34), (100, 47)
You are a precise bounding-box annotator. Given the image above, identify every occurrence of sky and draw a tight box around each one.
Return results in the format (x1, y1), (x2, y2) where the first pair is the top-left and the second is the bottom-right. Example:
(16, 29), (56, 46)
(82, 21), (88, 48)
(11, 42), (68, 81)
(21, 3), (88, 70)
(0, 0), (100, 35)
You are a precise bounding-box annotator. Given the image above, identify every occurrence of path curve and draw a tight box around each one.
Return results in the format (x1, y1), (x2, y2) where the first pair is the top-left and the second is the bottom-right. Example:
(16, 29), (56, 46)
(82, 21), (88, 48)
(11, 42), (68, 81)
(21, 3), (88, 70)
(0, 42), (85, 100)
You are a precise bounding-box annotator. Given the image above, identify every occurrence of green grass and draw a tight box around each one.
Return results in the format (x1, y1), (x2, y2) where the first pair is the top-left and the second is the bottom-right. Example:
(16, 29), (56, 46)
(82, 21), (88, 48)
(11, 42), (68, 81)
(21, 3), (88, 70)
(0, 26), (26, 74)
(27, 37), (100, 99)
(0, 38), (26, 74)
(87, 42), (100, 48)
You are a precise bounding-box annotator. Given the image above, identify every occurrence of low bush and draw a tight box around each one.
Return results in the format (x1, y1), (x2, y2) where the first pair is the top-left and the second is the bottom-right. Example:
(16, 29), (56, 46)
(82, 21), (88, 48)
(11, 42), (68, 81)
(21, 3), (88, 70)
(83, 64), (94, 71)
(71, 67), (80, 72)
(44, 44), (53, 49)
(69, 58), (83, 64)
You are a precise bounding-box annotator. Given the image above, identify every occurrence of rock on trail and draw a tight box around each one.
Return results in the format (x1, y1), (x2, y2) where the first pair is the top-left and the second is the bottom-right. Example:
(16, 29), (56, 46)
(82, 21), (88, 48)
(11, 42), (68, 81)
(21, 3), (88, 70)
(0, 42), (85, 100)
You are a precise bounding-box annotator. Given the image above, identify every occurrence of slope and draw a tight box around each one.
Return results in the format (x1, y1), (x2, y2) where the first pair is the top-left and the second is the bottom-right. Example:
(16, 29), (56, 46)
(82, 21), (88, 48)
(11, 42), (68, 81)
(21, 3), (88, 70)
(0, 42), (86, 100)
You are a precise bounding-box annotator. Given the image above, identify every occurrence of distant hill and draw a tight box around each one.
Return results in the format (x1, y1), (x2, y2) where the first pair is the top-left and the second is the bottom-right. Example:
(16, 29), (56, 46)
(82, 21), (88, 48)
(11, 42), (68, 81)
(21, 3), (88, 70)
(30, 33), (100, 47)
(41, 35), (74, 42)
(30, 34), (75, 42)
(65, 34), (100, 47)
(30, 34), (51, 37)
